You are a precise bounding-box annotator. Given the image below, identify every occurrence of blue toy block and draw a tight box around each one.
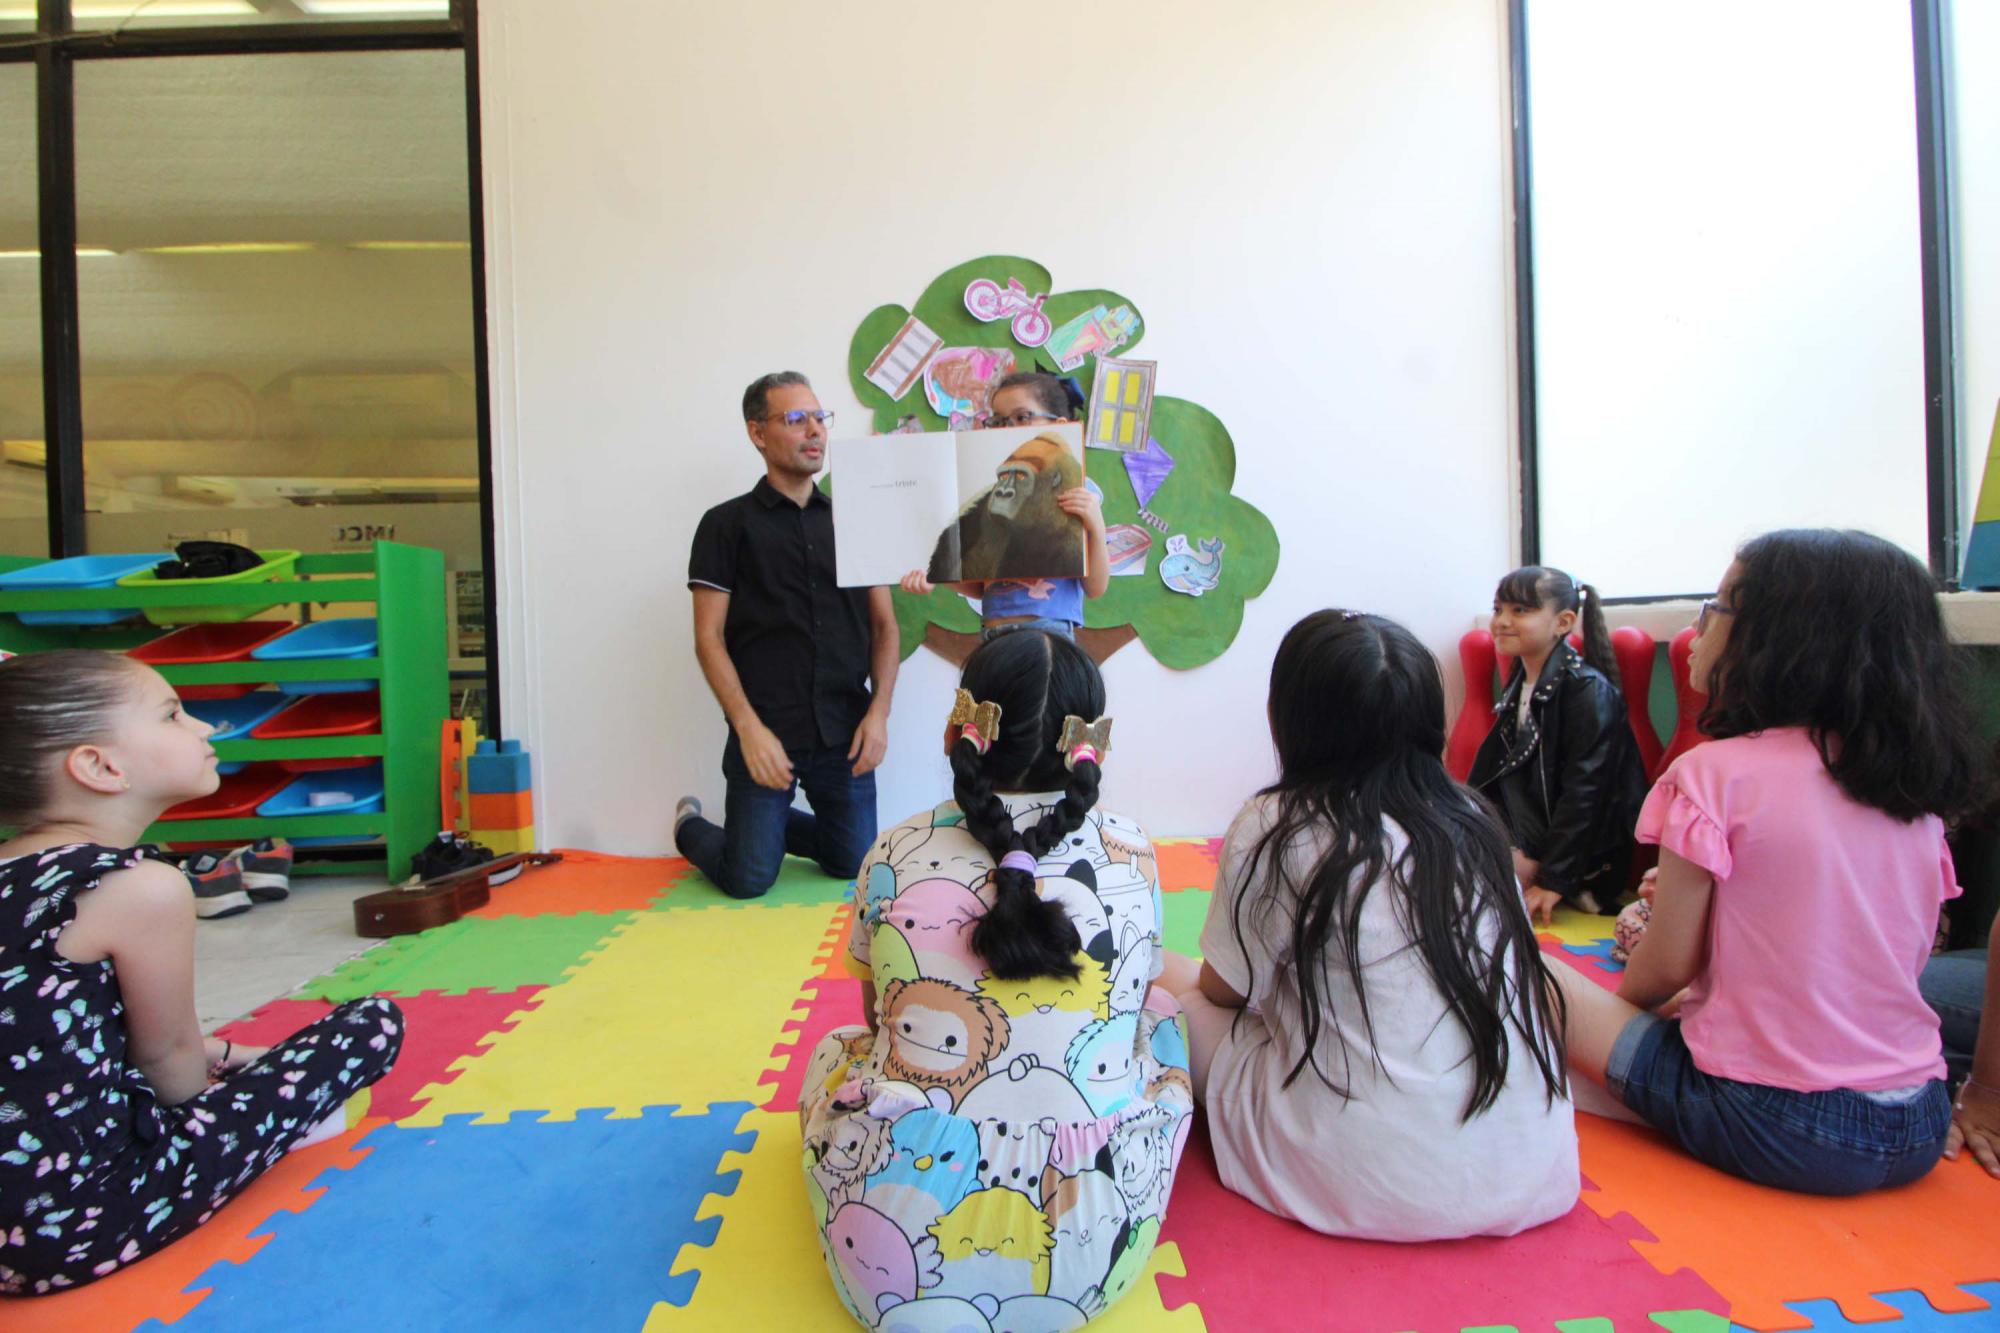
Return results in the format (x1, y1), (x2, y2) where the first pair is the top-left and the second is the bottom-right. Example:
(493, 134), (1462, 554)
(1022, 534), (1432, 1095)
(151, 1103), (756, 1332)
(468, 737), (533, 795)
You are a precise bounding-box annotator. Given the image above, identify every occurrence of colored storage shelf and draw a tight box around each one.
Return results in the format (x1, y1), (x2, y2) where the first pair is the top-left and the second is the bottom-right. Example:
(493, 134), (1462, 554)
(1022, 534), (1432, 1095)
(0, 553), (162, 625)
(0, 541), (447, 884)
(160, 765), (294, 821)
(253, 617), (379, 695)
(252, 692), (382, 772)
(186, 693), (292, 741)
(116, 549), (302, 626)
(128, 621), (298, 699)
(260, 765), (386, 818)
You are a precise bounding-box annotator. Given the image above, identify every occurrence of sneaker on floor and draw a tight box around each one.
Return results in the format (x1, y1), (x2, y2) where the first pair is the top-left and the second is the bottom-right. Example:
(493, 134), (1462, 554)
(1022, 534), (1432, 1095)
(185, 852), (252, 920)
(232, 837), (294, 902)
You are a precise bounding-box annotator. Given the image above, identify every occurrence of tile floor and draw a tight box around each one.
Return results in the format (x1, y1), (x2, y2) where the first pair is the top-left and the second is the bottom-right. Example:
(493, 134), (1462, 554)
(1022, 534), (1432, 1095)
(192, 874), (382, 1028)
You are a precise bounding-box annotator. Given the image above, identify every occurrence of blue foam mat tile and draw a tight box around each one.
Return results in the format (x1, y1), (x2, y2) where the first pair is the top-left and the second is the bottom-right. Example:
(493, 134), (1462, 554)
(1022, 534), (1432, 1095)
(146, 1102), (757, 1332)
(1771, 1284), (2000, 1332)
(1558, 937), (1627, 971)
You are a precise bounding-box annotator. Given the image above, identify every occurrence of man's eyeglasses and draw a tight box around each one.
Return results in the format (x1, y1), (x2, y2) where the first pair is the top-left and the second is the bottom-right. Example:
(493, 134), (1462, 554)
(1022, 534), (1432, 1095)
(1696, 599), (1736, 636)
(977, 410), (1064, 430)
(766, 409), (836, 428)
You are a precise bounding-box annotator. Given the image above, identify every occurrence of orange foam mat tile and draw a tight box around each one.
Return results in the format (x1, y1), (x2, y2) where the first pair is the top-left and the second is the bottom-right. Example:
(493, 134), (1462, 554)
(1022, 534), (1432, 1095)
(1576, 1114), (2000, 1330)
(1156, 838), (1222, 894)
(465, 849), (687, 919)
(1, 1118), (382, 1333)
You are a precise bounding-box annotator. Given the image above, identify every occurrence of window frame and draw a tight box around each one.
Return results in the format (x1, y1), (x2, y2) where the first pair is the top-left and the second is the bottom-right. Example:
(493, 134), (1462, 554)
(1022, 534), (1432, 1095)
(1506, 0), (1961, 600)
(0, 0), (503, 732)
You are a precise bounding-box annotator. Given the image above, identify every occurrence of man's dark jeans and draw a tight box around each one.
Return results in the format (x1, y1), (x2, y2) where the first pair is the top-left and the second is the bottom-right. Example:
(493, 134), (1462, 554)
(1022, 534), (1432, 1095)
(675, 731), (877, 899)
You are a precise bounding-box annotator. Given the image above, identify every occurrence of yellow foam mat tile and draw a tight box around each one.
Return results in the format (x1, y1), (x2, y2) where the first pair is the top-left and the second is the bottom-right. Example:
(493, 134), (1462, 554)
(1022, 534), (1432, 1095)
(1538, 906), (1621, 947)
(650, 1110), (1205, 1332)
(402, 905), (842, 1125)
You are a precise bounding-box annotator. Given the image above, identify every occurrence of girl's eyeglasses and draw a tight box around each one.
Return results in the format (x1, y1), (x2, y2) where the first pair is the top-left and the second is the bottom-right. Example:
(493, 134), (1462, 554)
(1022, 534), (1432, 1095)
(1696, 599), (1736, 635)
(767, 409), (835, 428)
(977, 410), (1064, 430)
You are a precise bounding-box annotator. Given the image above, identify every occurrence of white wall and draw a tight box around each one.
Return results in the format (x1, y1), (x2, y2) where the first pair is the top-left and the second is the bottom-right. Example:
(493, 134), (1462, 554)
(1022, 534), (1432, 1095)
(476, 0), (1517, 850)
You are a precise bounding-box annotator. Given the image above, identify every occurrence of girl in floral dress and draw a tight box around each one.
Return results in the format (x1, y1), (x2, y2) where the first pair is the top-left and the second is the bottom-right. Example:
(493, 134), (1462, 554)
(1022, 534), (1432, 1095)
(0, 650), (402, 1296)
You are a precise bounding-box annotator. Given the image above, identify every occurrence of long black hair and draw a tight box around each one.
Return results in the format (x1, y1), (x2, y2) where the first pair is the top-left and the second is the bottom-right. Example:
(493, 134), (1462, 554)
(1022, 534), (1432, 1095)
(951, 630), (1103, 980)
(1495, 565), (1615, 679)
(0, 649), (144, 824)
(1699, 528), (1977, 821)
(1232, 611), (1567, 1118)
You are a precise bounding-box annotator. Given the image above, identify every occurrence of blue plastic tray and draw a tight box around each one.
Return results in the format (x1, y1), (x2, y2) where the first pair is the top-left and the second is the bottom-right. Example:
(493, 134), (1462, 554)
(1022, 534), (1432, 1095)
(0, 553), (164, 625)
(252, 618), (379, 695)
(257, 764), (385, 819)
(185, 692), (291, 741)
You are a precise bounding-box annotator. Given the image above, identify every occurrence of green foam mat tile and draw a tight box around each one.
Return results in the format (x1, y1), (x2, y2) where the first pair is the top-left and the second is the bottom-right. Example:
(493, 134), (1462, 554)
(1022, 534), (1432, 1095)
(295, 910), (635, 1000)
(653, 855), (856, 911)
(1162, 887), (1210, 957)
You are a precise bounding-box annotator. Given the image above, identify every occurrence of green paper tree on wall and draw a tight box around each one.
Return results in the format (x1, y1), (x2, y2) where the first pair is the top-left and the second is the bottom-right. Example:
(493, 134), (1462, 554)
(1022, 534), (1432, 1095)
(847, 255), (1278, 670)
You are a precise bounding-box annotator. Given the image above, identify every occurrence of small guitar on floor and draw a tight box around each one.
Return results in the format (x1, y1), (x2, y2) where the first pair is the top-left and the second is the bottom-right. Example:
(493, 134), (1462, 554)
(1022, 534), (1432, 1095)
(352, 851), (564, 939)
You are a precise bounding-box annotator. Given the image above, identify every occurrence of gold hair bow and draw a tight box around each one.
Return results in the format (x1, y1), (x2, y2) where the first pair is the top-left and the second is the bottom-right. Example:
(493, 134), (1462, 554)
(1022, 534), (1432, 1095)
(948, 689), (1002, 754)
(1059, 715), (1113, 770)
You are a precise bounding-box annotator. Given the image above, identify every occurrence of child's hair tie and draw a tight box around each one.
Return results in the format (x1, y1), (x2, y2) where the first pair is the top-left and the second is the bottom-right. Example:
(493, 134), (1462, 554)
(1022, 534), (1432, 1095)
(947, 688), (1002, 754)
(999, 850), (1039, 876)
(1057, 375), (1087, 414)
(1059, 715), (1113, 770)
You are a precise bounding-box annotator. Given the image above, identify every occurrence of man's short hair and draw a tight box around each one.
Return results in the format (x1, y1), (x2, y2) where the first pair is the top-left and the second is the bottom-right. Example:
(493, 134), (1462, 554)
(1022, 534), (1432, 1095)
(743, 371), (811, 423)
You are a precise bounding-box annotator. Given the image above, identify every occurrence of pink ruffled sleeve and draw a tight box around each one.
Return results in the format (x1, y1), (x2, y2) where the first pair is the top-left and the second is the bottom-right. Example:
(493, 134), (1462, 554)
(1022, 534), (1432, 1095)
(1635, 768), (1732, 881)
(1938, 826), (1964, 905)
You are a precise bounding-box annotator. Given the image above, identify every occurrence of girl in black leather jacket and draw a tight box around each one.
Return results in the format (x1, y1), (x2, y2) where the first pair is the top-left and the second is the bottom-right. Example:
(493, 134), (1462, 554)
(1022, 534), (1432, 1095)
(1469, 566), (1648, 922)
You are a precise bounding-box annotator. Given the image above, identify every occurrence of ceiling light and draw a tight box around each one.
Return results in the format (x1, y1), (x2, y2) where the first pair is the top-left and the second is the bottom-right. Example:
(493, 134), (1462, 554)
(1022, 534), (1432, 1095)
(0, 248), (118, 258)
(136, 242), (316, 255)
(295, 0), (451, 14)
(70, 2), (258, 17)
(347, 241), (471, 251)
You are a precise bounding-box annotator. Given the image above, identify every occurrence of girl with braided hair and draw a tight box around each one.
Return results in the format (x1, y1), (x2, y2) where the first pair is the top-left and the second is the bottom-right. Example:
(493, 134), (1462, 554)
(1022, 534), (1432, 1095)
(797, 630), (1192, 1329)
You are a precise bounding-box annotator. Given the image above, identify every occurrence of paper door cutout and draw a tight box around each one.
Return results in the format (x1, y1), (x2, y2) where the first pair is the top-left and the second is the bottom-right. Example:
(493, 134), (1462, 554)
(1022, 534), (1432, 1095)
(1087, 357), (1156, 453)
(864, 315), (944, 401)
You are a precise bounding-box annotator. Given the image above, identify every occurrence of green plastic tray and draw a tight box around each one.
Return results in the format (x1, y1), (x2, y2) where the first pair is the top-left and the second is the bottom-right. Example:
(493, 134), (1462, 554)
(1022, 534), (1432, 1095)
(117, 549), (303, 625)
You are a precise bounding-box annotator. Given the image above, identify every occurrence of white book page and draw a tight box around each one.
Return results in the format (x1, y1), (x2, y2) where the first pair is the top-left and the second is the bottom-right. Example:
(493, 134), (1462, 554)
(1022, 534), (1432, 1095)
(830, 430), (962, 588)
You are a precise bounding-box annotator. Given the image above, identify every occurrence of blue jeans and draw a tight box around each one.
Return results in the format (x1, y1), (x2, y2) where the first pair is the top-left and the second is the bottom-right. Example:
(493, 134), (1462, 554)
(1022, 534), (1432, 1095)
(1920, 947), (1988, 1086)
(1607, 1012), (1951, 1196)
(674, 732), (877, 900)
(981, 617), (1075, 641)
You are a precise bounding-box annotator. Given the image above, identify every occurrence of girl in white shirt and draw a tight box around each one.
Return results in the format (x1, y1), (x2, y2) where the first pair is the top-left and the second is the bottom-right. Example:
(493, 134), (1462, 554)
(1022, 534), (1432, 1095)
(1160, 609), (1579, 1240)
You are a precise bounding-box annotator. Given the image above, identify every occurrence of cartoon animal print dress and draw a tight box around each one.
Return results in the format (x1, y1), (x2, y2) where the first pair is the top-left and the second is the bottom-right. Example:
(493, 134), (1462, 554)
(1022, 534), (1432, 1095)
(800, 797), (1194, 1331)
(0, 845), (404, 1295)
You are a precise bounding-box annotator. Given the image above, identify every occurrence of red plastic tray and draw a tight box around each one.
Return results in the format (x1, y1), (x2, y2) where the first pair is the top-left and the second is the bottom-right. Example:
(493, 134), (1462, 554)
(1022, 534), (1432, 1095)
(129, 621), (297, 700)
(252, 692), (382, 772)
(159, 764), (293, 821)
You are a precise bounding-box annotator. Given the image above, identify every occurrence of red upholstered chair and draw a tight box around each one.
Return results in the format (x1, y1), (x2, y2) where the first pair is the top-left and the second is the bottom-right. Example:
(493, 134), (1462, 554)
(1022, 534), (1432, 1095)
(1446, 629), (1499, 780)
(1610, 626), (1663, 777)
(1656, 625), (1708, 781)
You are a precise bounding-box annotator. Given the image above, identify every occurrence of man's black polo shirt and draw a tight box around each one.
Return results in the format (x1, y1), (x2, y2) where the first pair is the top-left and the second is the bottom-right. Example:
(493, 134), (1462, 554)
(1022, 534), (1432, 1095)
(688, 476), (874, 752)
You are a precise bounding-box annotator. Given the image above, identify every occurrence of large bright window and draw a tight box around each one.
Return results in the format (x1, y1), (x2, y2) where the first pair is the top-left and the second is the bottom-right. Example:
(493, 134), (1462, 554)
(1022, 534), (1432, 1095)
(1525, 0), (1930, 596)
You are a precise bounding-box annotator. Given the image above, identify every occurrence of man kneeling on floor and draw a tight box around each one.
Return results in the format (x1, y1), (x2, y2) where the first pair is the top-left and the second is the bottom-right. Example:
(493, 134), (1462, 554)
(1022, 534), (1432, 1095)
(675, 370), (899, 899)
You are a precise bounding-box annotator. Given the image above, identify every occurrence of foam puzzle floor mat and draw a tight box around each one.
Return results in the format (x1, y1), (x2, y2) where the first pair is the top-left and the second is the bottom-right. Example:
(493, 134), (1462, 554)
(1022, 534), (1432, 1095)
(10, 843), (1996, 1331)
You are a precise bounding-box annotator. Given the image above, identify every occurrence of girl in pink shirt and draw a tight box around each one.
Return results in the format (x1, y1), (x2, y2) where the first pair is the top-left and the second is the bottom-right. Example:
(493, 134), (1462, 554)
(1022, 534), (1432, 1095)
(1556, 529), (1977, 1195)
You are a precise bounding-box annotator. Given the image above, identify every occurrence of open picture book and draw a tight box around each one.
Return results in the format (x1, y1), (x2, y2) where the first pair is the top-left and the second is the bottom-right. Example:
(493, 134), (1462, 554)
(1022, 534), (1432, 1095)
(831, 424), (1088, 589)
